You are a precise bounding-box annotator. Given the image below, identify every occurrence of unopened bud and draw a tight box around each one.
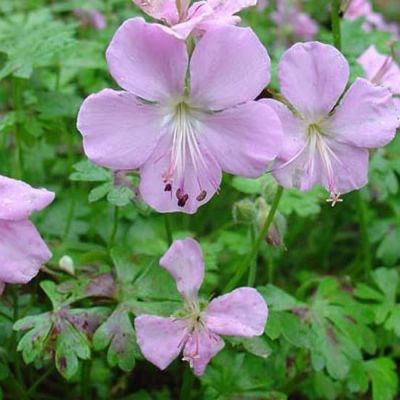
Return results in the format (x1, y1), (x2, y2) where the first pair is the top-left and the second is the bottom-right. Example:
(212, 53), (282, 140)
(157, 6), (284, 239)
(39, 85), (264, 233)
(232, 199), (257, 224)
(58, 255), (75, 276)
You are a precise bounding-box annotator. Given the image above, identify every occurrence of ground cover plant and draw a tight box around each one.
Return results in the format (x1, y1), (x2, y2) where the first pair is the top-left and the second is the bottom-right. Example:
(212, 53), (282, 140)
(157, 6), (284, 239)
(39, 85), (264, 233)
(0, 0), (399, 399)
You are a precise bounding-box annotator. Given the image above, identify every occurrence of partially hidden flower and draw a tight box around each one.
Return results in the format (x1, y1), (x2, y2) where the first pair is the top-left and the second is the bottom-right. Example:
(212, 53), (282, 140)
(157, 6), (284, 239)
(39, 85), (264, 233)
(344, 0), (399, 37)
(132, 0), (256, 39)
(271, 0), (318, 43)
(358, 45), (400, 115)
(73, 8), (107, 30)
(134, 238), (268, 376)
(77, 18), (283, 214)
(262, 42), (398, 205)
(0, 175), (54, 292)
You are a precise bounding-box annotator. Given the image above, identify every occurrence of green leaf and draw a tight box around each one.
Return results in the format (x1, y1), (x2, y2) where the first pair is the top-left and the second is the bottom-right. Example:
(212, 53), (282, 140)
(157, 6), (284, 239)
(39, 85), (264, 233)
(258, 284), (301, 311)
(88, 182), (113, 203)
(70, 160), (111, 182)
(365, 358), (398, 400)
(107, 186), (134, 207)
(110, 246), (141, 283)
(93, 308), (138, 372)
(55, 320), (91, 379)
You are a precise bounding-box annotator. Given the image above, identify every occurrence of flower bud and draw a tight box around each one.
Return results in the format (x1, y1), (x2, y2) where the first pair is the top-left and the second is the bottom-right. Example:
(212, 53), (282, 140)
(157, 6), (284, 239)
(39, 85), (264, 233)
(58, 255), (75, 276)
(232, 199), (258, 225)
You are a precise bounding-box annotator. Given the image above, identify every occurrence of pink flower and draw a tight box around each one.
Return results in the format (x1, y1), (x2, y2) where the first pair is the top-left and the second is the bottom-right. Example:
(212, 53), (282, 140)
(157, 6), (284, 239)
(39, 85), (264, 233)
(344, 0), (399, 37)
(132, 0), (256, 39)
(262, 42), (398, 205)
(134, 238), (268, 376)
(73, 8), (107, 30)
(271, 0), (318, 43)
(0, 176), (54, 290)
(77, 18), (282, 214)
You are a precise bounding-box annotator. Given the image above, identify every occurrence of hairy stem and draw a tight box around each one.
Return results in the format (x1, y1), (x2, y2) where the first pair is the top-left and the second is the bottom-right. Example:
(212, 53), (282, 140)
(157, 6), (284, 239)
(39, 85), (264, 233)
(164, 214), (173, 246)
(224, 186), (284, 292)
(331, 0), (342, 51)
(108, 206), (120, 249)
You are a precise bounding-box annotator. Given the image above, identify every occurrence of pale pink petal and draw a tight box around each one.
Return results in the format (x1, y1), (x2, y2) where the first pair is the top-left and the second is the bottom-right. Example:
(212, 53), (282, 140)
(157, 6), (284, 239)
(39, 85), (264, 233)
(190, 25), (270, 110)
(0, 176), (54, 221)
(183, 329), (224, 376)
(159, 238), (204, 300)
(106, 18), (187, 101)
(77, 89), (164, 170)
(203, 288), (268, 336)
(0, 220), (51, 284)
(206, 0), (256, 16)
(199, 101), (283, 177)
(323, 78), (398, 148)
(132, 0), (179, 25)
(279, 42), (349, 121)
(139, 135), (222, 214)
(135, 315), (187, 370)
(357, 45), (400, 94)
(260, 99), (307, 162)
(344, 0), (372, 20)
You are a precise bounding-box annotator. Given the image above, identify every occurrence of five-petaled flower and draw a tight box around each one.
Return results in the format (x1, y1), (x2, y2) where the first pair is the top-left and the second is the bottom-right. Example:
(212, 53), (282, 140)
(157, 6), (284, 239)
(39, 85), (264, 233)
(134, 238), (268, 376)
(77, 18), (282, 214)
(132, 0), (256, 39)
(0, 175), (54, 294)
(262, 42), (398, 205)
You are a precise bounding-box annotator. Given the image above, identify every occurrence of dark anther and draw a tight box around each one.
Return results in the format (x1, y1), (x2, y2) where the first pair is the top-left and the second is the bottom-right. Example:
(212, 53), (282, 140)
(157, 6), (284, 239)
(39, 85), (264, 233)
(178, 194), (189, 207)
(196, 190), (207, 201)
(164, 183), (172, 192)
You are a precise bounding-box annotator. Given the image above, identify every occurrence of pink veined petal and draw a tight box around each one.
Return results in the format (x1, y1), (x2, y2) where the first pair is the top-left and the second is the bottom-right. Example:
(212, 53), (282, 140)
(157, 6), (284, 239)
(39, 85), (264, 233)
(322, 78), (398, 149)
(203, 287), (268, 337)
(278, 41), (349, 121)
(357, 45), (400, 94)
(159, 238), (205, 300)
(0, 220), (52, 284)
(134, 315), (187, 370)
(0, 176), (54, 221)
(260, 99), (307, 162)
(106, 18), (188, 101)
(206, 0), (257, 17)
(132, 0), (179, 25)
(139, 134), (222, 214)
(183, 329), (224, 376)
(190, 25), (270, 110)
(77, 89), (165, 170)
(199, 101), (283, 177)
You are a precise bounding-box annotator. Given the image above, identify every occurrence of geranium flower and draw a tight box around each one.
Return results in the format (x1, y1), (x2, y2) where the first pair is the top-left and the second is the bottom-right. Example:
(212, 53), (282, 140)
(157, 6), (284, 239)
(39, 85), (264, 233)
(77, 18), (282, 214)
(132, 0), (256, 39)
(0, 175), (54, 293)
(271, 0), (318, 43)
(344, 0), (399, 37)
(358, 45), (400, 114)
(261, 42), (398, 205)
(134, 238), (268, 376)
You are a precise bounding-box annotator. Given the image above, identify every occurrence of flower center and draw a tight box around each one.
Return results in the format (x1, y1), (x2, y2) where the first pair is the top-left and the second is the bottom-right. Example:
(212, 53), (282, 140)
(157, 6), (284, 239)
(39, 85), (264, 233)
(162, 102), (217, 207)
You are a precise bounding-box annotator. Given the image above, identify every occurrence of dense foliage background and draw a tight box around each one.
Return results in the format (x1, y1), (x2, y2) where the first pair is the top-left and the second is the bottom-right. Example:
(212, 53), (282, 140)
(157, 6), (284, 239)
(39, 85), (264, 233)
(0, 0), (400, 399)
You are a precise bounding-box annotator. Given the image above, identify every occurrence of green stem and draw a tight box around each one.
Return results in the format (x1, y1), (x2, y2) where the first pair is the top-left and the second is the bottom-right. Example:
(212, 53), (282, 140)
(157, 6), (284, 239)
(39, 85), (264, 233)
(331, 0), (342, 51)
(81, 360), (91, 400)
(247, 224), (257, 287)
(164, 214), (173, 246)
(10, 287), (24, 387)
(357, 192), (372, 278)
(12, 78), (24, 180)
(179, 366), (194, 400)
(224, 186), (284, 292)
(108, 206), (120, 249)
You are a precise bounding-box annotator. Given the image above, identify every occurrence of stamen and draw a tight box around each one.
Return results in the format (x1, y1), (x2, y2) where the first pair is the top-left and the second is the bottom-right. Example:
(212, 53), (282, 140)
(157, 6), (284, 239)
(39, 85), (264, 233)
(164, 183), (172, 192)
(196, 190), (207, 202)
(178, 194), (189, 207)
(372, 55), (394, 86)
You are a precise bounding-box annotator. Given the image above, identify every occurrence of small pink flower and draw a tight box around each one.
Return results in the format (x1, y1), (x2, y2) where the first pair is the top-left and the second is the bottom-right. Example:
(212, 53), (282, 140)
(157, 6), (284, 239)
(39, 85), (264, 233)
(262, 42), (398, 204)
(77, 18), (282, 214)
(272, 0), (318, 42)
(132, 0), (256, 39)
(134, 238), (268, 376)
(344, 0), (399, 37)
(0, 176), (54, 289)
(73, 8), (107, 30)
